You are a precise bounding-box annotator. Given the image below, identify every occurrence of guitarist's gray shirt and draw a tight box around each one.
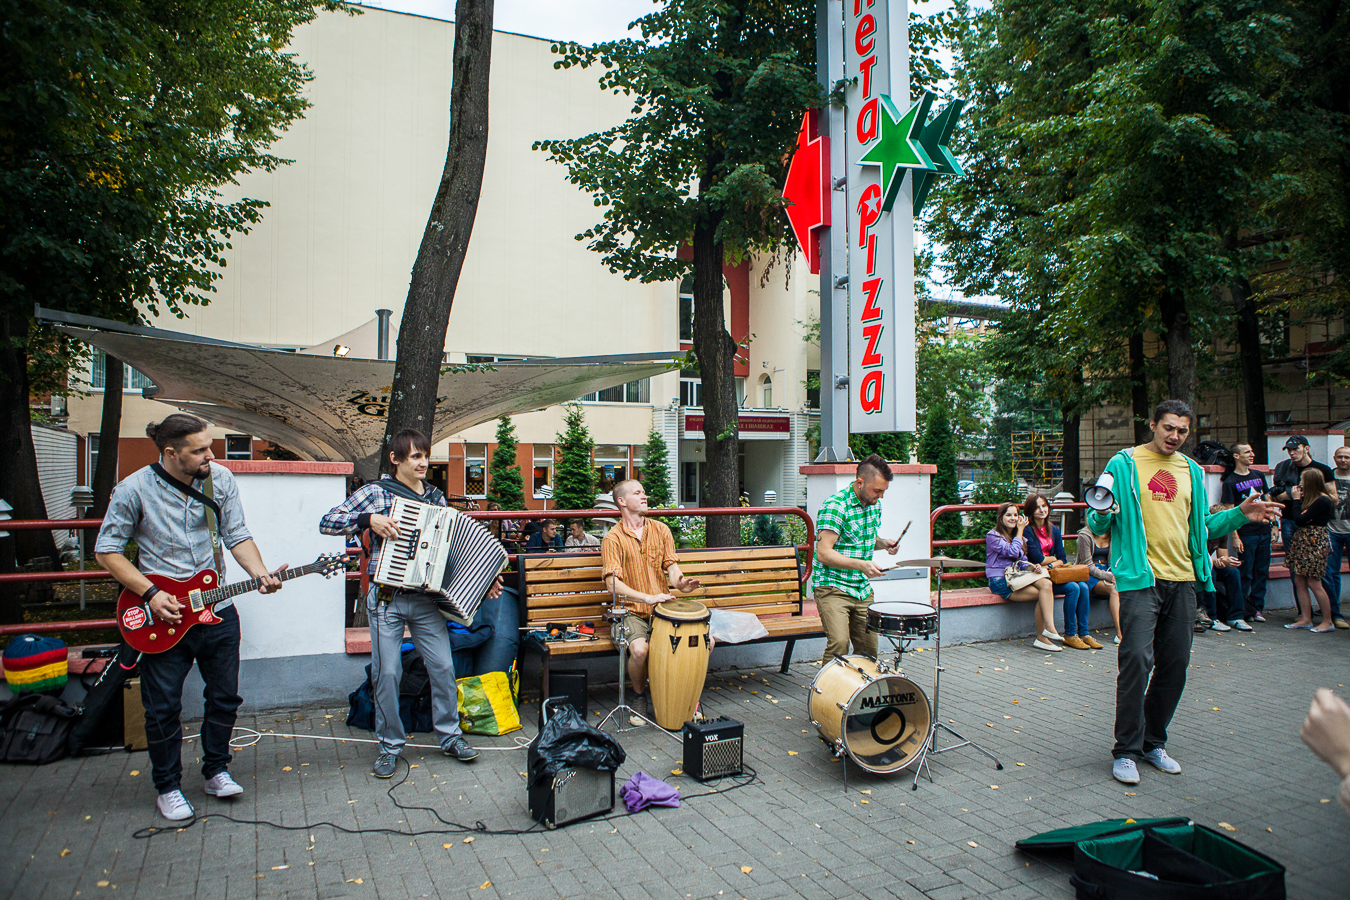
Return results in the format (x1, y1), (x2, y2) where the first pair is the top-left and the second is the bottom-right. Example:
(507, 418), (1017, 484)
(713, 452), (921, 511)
(95, 462), (253, 610)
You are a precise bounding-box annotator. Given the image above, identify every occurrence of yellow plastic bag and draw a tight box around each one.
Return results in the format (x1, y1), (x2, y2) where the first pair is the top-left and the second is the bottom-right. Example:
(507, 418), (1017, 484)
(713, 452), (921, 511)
(456, 670), (521, 736)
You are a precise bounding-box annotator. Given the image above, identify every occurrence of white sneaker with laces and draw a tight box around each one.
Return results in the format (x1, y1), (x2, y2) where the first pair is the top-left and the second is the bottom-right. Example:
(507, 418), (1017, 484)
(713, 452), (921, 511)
(1143, 747), (1182, 774)
(1208, 620), (1231, 632)
(204, 771), (244, 798)
(157, 789), (195, 821)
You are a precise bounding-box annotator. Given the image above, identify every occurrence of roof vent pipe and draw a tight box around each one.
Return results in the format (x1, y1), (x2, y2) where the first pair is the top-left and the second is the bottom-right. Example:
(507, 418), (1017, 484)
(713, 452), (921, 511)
(376, 309), (392, 360)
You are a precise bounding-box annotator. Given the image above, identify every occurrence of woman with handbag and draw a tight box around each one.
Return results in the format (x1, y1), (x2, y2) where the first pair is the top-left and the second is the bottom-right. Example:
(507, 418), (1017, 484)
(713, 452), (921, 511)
(1023, 494), (1098, 649)
(985, 502), (1061, 652)
(1076, 524), (1123, 645)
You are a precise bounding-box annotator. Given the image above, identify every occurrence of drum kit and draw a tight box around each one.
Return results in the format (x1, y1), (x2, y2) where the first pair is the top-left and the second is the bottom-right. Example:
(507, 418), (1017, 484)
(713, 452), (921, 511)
(808, 555), (1003, 790)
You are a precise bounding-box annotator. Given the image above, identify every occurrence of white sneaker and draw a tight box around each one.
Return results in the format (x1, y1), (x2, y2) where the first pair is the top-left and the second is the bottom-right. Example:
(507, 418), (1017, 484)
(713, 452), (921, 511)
(1208, 620), (1231, 632)
(204, 771), (244, 798)
(157, 790), (195, 821)
(1032, 639), (1062, 652)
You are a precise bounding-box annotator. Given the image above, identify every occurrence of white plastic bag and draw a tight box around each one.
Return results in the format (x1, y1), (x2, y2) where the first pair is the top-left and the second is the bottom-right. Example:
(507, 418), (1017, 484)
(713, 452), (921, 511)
(708, 609), (769, 644)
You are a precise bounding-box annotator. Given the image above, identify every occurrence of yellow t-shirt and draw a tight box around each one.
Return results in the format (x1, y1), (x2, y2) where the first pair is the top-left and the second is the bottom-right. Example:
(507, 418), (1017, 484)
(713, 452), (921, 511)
(1133, 446), (1194, 582)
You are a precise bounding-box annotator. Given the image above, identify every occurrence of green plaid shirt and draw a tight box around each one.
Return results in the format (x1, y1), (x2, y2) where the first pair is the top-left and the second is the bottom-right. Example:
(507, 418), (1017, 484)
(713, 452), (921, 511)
(813, 484), (882, 600)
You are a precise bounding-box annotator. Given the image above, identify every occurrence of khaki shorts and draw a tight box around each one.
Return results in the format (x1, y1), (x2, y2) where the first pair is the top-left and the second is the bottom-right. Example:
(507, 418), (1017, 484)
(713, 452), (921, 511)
(613, 613), (651, 644)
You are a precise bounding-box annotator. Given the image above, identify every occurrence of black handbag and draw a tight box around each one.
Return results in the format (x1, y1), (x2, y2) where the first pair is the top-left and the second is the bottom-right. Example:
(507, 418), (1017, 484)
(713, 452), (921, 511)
(0, 693), (80, 764)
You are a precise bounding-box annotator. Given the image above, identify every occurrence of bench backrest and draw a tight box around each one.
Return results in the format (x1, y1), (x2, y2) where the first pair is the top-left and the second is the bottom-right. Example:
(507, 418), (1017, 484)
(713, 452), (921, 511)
(520, 545), (803, 629)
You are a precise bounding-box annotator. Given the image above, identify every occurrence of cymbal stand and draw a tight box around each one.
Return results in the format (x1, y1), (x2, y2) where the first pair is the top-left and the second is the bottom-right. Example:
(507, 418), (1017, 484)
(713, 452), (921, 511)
(596, 585), (678, 742)
(911, 560), (1003, 790)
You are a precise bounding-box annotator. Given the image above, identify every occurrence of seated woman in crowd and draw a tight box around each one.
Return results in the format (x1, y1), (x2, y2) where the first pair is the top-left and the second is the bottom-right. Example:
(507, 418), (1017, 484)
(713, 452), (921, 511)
(985, 502), (1061, 652)
(565, 519), (599, 548)
(1023, 494), (1099, 649)
(1075, 524), (1123, 645)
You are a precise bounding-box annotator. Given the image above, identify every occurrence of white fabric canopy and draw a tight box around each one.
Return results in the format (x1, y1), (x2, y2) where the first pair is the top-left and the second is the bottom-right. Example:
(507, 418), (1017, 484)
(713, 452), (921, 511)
(54, 316), (675, 479)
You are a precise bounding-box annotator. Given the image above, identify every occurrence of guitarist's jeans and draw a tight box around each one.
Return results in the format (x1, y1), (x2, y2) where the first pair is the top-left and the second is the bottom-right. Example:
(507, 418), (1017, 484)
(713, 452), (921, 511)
(138, 606), (242, 794)
(370, 589), (461, 754)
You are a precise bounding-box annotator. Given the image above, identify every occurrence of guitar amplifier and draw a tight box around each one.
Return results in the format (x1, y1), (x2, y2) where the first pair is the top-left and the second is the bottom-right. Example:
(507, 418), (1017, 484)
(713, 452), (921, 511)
(527, 765), (614, 828)
(682, 716), (744, 781)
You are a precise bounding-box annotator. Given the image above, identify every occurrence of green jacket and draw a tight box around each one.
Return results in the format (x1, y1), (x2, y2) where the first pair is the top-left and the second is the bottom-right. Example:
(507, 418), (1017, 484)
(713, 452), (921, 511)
(1086, 447), (1250, 593)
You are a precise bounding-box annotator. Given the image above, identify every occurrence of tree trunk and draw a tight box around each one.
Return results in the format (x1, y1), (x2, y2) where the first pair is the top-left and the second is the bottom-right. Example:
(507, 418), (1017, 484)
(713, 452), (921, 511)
(1062, 408), (1081, 533)
(86, 353), (124, 549)
(691, 218), (740, 547)
(384, 0), (494, 459)
(1158, 290), (1196, 453)
(1128, 332), (1150, 445)
(0, 313), (60, 623)
(1232, 276), (1267, 464)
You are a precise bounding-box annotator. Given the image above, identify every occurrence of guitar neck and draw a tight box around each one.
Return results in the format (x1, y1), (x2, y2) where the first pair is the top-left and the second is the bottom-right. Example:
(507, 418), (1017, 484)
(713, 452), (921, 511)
(203, 562), (317, 605)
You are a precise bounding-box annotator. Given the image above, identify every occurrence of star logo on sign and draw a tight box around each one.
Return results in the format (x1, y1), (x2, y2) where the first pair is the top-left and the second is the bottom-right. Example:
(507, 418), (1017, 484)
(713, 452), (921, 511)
(858, 94), (935, 212)
(862, 191), (882, 219)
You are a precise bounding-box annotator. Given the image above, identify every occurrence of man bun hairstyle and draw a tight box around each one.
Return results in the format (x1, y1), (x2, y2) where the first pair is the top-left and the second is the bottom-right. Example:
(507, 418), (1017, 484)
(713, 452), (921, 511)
(388, 429), (431, 462)
(856, 453), (893, 483)
(1150, 399), (1194, 425)
(146, 414), (209, 452)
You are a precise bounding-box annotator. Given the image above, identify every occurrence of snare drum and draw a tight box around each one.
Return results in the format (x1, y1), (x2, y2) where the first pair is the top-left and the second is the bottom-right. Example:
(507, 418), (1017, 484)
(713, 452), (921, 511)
(808, 655), (932, 773)
(648, 599), (711, 730)
(866, 600), (938, 638)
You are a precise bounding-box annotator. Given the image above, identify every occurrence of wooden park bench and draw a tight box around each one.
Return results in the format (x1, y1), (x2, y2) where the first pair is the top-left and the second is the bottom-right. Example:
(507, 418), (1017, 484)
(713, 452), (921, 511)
(517, 545), (823, 694)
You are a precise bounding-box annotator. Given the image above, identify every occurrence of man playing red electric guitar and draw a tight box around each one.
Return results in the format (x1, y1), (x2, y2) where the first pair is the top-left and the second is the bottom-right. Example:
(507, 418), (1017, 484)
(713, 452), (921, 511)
(96, 414), (285, 822)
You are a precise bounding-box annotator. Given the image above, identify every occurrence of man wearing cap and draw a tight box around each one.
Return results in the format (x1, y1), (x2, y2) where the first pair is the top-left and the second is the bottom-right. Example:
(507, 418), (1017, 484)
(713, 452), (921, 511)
(1273, 437), (1335, 576)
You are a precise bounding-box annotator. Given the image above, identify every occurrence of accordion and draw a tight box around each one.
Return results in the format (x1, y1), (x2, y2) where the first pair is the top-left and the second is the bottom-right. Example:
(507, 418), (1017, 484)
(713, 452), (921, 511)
(372, 498), (508, 625)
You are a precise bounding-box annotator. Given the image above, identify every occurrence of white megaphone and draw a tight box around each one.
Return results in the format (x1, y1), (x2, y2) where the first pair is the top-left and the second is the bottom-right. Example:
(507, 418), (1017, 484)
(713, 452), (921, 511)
(1084, 472), (1116, 512)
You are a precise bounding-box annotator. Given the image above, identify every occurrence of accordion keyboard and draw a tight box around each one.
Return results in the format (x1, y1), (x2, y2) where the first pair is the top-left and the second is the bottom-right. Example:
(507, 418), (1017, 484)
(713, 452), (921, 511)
(374, 499), (457, 593)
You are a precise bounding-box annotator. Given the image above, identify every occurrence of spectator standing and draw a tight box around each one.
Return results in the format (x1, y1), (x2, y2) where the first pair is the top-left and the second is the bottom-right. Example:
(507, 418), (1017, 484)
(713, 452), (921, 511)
(1284, 468), (1338, 633)
(1198, 505), (1249, 633)
(985, 502), (1060, 652)
(1320, 445), (1350, 630)
(1075, 525), (1123, 645)
(1023, 494), (1098, 649)
(1220, 443), (1272, 623)
(1272, 436), (1334, 557)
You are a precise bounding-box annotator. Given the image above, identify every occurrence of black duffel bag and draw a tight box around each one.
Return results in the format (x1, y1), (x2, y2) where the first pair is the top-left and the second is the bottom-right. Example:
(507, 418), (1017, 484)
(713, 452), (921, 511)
(0, 693), (79, 764)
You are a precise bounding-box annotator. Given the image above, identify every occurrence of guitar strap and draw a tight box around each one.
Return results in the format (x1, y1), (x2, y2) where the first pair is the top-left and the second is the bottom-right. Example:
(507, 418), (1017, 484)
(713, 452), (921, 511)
(150, 463), (225, 574)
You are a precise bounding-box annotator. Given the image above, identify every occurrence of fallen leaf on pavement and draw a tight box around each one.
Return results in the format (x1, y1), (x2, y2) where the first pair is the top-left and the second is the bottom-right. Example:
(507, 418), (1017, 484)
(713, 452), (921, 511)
(741, 866), (753, 873)
(1217, 823), (1237, 832)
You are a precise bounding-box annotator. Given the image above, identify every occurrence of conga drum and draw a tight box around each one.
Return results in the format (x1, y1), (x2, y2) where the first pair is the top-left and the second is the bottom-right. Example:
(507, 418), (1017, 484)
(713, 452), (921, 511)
(648, 599), (711, 729)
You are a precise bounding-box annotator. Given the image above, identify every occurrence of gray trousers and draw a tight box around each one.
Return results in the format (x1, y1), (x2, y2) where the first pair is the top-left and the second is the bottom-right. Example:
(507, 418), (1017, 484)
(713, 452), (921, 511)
(1113, 580), (1194, 760)
(369, 589), (461, 755)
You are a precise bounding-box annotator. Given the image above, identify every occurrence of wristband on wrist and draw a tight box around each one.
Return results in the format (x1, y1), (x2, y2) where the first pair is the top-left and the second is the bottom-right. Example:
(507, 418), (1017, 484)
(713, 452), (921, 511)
(142, 584), (161, 602)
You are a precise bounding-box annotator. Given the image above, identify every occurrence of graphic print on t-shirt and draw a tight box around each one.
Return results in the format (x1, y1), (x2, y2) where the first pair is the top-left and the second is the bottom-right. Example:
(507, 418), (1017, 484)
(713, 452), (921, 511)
(1147, 469), (1179, 502)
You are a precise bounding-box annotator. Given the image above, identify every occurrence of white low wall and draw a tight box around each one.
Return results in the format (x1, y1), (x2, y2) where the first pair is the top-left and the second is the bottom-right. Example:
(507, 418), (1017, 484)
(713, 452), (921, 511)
(219, 461), (352, 661)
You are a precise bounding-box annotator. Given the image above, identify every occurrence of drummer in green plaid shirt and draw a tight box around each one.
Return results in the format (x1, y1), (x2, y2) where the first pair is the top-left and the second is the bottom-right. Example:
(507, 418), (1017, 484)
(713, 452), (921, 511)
(813, 454), (902, 665)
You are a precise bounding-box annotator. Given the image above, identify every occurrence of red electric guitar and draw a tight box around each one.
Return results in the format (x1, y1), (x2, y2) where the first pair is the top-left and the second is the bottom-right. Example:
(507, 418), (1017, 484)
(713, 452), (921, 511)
(116, 554), (347, 653)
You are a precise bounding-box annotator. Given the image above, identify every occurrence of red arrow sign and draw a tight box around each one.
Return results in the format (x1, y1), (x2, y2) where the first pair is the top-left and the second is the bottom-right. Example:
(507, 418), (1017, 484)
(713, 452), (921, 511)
(782, 109), (830, 274)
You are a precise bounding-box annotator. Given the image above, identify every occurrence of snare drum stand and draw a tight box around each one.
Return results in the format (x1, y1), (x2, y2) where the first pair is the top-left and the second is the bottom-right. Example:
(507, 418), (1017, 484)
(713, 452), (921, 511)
(911, 560), (1003, 790)
(597, 587), (678, 742)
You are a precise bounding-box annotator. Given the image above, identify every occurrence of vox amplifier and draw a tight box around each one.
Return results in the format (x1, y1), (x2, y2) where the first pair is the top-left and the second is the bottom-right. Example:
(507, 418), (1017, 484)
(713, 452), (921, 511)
(682, 716), (744, 781)
(527, 765), (614, 828)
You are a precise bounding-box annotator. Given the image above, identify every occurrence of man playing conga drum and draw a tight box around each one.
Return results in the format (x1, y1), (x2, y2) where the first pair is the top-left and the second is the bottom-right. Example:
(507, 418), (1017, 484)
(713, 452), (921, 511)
(600, 479), (700, 726)
(813, 454), (902, 665)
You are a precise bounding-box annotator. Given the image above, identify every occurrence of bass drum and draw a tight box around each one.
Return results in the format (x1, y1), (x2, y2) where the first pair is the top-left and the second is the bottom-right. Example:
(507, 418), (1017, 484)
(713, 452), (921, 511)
(808, 656), (931, 773)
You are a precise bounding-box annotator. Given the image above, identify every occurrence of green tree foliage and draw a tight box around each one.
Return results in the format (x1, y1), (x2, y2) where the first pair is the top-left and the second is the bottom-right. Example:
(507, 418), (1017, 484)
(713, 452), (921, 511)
(486, 416), (525, 510)
(553, 403), (597, 511)
(641, 426), (678, 537)
(0, 0), (336, 589)
(751, 514), (785, 546)
(917, 404), (961, 542)
(534, 0), (822, 546)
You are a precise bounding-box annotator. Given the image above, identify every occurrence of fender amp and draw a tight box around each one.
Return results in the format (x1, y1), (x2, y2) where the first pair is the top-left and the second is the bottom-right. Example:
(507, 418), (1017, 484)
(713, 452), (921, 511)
(682, 716), (744, 781)
(527, 765), (615, 828)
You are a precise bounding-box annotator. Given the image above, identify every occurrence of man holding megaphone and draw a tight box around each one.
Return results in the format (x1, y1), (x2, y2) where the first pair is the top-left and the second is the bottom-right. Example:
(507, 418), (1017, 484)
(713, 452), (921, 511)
(1087, 400), (1282, 787)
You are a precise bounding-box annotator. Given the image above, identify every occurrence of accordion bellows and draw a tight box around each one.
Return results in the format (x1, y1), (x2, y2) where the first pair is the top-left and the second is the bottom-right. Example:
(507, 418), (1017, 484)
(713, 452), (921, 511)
(373, 498), (508, 625)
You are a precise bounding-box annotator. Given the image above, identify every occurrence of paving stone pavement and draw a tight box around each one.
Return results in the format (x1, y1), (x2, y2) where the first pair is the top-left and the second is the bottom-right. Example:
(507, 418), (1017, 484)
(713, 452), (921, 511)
(3, 611), (1348, 900)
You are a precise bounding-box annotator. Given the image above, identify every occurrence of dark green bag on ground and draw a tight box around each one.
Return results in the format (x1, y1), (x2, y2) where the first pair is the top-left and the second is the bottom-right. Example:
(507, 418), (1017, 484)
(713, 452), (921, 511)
(1018, 818), (1285, 900)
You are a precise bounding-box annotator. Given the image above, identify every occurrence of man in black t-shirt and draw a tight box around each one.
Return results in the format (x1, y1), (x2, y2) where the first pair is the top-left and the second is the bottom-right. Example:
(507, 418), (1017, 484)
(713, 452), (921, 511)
(1272, 436), (1335, 554)
(1220, 443), (1272, 623)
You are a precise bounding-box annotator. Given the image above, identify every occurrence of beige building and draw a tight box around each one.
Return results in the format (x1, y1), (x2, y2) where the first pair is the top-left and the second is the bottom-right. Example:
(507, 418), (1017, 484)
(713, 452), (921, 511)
(65, 7), (821, 507)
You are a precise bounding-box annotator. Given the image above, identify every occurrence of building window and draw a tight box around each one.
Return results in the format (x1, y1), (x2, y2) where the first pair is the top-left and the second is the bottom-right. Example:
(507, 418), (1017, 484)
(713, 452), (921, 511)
(806, 370), (820, 409)
(679, 367), (703, 408)
(681, 461), (705, 504)
(1266, 410), (1292, 425)
(88, 434), (101, 481)
(465, 443), (487, 497)
(225, 435), (253, 460)
(594, 445), (630, 495)
(678, 278), (693, 342)
(1195, 415), (1210, 438)
(632, 448), (646, 484)
(736, 377), (746, 407)
(761, 375), (773, 409)
(533, 443), (554, 498)
(579, 379), (651, 404)
(90, 350), (155, 393)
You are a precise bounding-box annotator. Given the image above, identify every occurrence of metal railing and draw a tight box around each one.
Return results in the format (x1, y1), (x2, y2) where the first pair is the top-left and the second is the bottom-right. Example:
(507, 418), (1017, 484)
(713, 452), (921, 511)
(0, 506), (814, 638)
